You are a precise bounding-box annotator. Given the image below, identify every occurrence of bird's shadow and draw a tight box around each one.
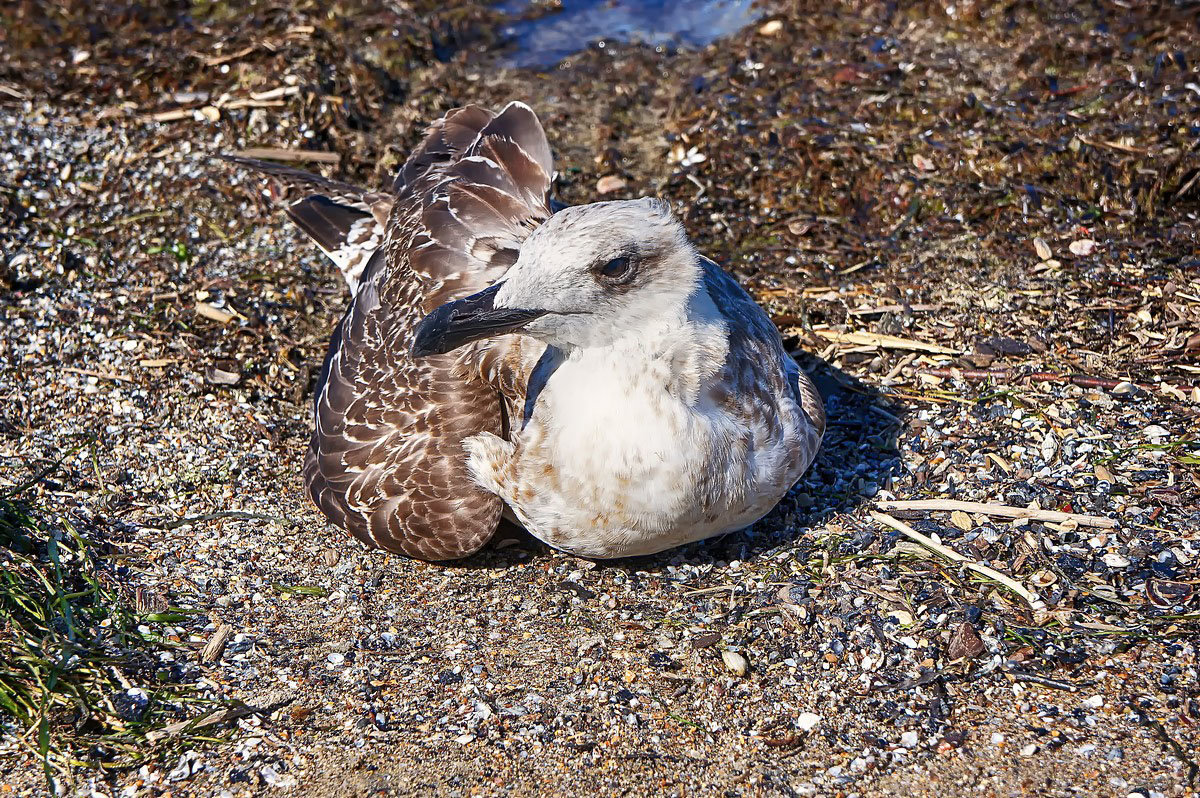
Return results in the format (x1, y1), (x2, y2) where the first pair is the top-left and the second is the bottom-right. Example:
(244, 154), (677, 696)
(452, 352), (906, 572)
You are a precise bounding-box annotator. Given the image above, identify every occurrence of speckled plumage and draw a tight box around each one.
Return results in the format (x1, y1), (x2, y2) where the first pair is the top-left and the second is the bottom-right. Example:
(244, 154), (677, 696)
(233, 102), (824, 560)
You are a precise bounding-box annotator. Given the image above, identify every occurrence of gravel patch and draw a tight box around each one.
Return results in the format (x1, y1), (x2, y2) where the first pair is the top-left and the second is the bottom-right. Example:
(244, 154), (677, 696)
(1, 1), (1198, 795)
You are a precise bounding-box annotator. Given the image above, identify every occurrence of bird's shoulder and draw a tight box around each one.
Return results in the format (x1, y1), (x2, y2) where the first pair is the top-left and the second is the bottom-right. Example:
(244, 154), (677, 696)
(699, 256), (825, 441)
(698, 256), (789, 379)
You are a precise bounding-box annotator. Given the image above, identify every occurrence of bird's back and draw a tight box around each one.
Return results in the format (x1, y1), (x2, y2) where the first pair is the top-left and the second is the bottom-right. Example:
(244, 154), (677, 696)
(700, 257), (825, 458)
(248, 103), (556, 559)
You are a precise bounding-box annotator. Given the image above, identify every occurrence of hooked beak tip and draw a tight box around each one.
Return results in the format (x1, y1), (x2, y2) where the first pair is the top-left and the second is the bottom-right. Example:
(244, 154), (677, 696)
(410, 282), (545, 359)
(410, 302), (455, 358)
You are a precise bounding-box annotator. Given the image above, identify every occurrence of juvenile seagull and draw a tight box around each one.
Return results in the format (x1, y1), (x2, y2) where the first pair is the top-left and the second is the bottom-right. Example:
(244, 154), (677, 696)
(231, 102), (824, 560)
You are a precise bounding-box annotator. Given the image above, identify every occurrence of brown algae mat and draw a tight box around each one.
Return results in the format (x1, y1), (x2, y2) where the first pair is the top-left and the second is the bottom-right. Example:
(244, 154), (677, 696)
(1, 1), (1198, 795)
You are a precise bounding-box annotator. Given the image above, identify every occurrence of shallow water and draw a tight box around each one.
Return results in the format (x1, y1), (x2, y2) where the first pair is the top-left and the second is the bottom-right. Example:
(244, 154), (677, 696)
(498, 0), (762, 67)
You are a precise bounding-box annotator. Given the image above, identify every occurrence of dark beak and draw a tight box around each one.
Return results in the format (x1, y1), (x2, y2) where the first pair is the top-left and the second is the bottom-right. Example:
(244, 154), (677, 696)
(411, 283), (546, 358)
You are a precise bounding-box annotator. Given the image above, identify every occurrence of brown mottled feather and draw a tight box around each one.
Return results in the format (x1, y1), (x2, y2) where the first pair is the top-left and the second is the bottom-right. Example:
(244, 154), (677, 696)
(294, 102), (553, 559)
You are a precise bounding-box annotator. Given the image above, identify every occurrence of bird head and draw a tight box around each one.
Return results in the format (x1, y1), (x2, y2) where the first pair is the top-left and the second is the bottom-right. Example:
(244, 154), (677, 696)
(412, 198), (702, 356)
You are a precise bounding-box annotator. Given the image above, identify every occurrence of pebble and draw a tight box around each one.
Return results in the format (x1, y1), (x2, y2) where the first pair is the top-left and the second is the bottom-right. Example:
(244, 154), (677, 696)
(796, 712), (821, 732)
(721, 650), (748, 677)
(595, 175), (626, 194)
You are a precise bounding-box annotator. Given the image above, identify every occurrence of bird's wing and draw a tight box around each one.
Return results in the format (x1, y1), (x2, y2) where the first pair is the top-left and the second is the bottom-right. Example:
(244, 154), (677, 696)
(302, 102), (554, 559)
(700, 257), (826, 457)
(408, 104), (555, 418)
(219, 155), (392, 293)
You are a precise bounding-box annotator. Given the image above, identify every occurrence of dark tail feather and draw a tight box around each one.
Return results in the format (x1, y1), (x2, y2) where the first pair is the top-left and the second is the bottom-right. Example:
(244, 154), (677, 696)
(217, 155), (378, 207)
(219, 154), (392, 293)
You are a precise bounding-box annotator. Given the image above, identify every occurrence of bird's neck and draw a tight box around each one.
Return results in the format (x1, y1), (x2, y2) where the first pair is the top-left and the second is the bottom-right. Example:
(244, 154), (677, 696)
(565, 284), (729, 404)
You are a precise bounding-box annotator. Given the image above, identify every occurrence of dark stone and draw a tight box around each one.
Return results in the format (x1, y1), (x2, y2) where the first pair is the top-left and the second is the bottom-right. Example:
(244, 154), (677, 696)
(436, 669), (463, 686)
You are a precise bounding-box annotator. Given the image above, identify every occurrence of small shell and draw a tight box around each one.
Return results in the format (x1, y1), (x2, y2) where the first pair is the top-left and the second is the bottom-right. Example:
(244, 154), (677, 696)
(796, 711), (821, 731)
(1146, 579), (1193, 609)
(721, 650), (748, 676)
(1030, 570), (1058, 588)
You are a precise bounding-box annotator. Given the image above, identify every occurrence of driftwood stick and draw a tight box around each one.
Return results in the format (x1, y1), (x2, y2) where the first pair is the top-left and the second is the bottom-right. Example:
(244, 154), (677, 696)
(200, 623), (233, 663)
(1010, 672), (1096, 691)
(811, 330), (959, 354)
(143, 510), (295, 530)
(877, 499), (1117, 529)
(918, 367), (1129, 390)
(917, 367), (1199, 395)
(870, 512), (1039, 606)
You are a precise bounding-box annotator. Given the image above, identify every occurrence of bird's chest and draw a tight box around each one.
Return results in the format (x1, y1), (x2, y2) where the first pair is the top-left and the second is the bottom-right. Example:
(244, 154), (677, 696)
(514, 354), (714, 523)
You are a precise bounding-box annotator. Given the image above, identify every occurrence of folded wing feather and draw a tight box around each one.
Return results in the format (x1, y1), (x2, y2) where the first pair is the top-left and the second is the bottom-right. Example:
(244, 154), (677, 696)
(232, 102), (555, 559)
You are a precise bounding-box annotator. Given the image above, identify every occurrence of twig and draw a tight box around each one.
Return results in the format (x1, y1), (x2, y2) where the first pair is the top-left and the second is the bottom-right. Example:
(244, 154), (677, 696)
(141, 108), (195, 123)
(870, 511), (1039, 606)
(848, 303), (943, 316)
(234, 147), (339, 164)
(1076, 135), (1147, 155)
(682, 585), (738, 597)
(919, 367), (1127, 389)
(810, 329), (959, 354)
(924, 367), (1130, 389)
(869, 668), (945, 692)
(1146, 715), (1199, 785)
(876, 499), (1117, 529)
(60, 366), (133, 384)
(201, 44), (258, 67)
(916, 367), (1198, 395)
(144, 697), (294, 742)
(1010, 672), (1095, 691)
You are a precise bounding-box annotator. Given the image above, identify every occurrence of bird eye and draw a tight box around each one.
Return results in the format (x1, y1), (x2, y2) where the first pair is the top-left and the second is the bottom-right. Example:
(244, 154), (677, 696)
(597, 256), (632, 281)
